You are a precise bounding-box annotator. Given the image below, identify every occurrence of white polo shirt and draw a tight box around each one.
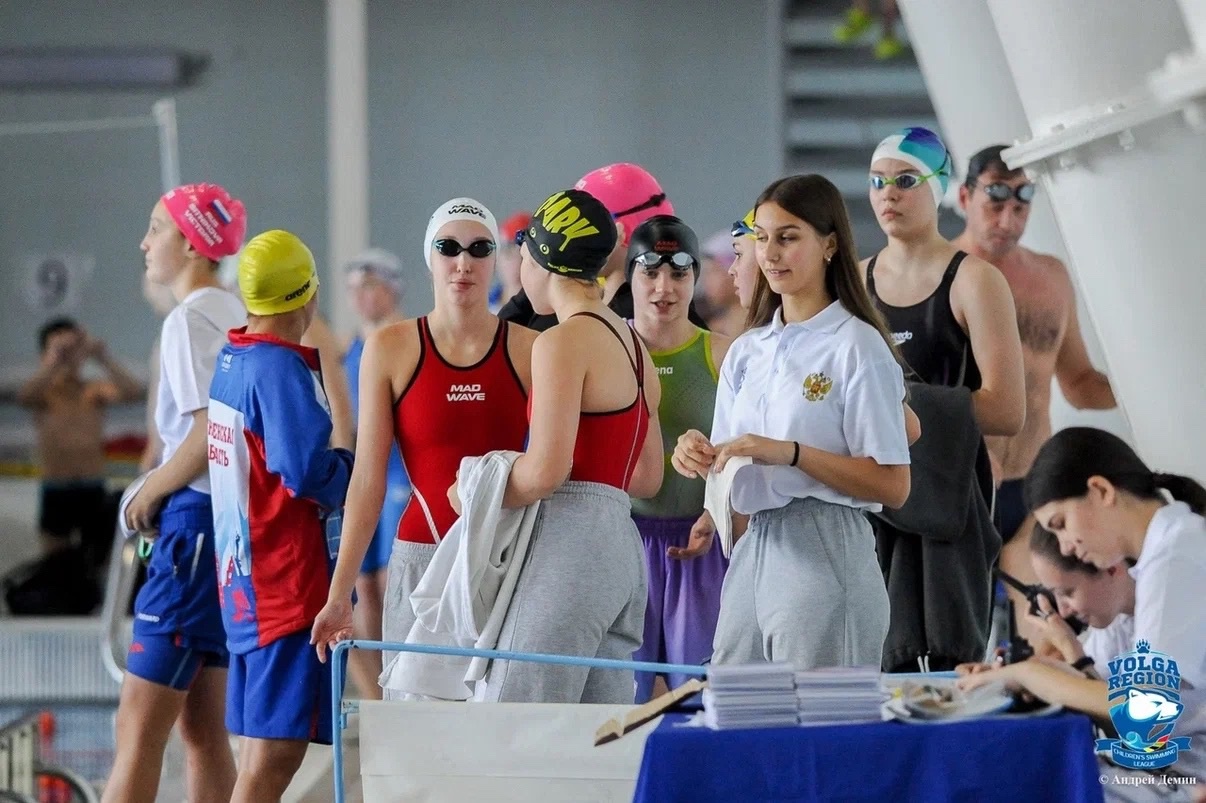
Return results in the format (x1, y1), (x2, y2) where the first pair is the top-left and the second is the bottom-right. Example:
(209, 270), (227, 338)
(1128, 501), (1206, 688)
(712, 301), (910, 516)
(155, 286), (247, 494)
(1080, 613), (1134, 669)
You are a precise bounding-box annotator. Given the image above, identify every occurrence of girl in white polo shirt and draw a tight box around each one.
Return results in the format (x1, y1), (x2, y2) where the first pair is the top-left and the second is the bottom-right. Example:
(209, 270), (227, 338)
(673, 174), (911, 669)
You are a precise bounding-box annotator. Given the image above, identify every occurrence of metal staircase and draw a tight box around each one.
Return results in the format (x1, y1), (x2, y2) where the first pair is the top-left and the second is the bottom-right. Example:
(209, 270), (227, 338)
(780, 1), (961, 250)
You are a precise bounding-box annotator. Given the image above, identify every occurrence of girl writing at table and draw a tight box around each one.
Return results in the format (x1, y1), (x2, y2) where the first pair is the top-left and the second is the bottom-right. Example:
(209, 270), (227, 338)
(960, 427), (1206, 698)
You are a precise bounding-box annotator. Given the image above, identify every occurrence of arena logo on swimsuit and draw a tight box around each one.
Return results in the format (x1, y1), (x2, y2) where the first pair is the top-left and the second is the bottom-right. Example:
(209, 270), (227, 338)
(533, 191), (600, 252)
(447, 383), (485, 402)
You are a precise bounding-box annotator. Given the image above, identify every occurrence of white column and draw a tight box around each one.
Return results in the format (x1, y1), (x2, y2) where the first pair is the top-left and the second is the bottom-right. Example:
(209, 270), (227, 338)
(898, 0), (1132, 443)
(1150, 0), (1206, 111)
(326, 0), (369, 337)
(1175, 0), (1206, 52)
(990, 0), (1206, 475)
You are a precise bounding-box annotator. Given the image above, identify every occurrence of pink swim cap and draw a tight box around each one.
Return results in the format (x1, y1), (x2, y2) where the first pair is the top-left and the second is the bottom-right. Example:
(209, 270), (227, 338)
(574, 163), (673, 245)
(161, 183), (247, 261)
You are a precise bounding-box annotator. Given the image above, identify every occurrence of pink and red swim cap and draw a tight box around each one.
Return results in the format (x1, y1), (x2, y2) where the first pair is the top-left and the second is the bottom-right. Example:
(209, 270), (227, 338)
(574, 163), (673, 246)
(161, 183), (247, 261)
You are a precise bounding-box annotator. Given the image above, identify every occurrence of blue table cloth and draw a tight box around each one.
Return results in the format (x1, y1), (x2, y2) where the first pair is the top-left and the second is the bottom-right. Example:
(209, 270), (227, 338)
(633, 712), (1105, 803)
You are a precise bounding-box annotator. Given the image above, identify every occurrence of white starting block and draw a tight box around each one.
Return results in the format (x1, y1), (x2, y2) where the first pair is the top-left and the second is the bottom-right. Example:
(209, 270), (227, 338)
(330, 640), (705, 803)
(358, 701), (657, 803)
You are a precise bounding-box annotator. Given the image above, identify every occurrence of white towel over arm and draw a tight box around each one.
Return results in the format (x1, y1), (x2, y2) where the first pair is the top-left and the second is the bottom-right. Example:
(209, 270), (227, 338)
(380, 450), (540, 700)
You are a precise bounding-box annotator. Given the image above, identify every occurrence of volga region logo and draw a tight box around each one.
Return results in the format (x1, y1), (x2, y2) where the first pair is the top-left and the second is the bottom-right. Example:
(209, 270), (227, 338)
(1099, 640), (1192, 770)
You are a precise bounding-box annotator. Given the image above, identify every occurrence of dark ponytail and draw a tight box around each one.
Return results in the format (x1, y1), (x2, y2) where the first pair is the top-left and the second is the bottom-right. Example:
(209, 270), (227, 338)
(1028, 522), (1100, 575)
(1152, 472), (1206, 515)
(1024, 427), (1206, 516)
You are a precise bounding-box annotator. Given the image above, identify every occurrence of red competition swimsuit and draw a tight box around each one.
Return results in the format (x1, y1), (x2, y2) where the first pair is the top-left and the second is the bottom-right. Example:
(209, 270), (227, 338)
(527, 312), (649, 490)
(393, 318), (528, 542)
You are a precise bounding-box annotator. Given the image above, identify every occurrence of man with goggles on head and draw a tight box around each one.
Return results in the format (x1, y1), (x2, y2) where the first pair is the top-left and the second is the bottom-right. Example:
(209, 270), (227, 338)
(498, 162), (708, 332)
(952, 145), (1117, 652)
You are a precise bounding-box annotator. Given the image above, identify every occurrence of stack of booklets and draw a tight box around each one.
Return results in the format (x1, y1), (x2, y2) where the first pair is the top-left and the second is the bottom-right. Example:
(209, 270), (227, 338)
(701, 663), (800, 729)
(795, 665), (885, 725)
(701, 663), (885, 730)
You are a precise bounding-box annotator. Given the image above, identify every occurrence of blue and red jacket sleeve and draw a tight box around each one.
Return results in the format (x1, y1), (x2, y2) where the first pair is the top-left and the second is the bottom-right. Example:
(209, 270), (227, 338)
(256, 355), (353, 512)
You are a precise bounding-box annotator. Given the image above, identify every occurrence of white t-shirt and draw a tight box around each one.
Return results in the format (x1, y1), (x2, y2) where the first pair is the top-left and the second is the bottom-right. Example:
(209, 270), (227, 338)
(155, 286), (247, 494)
(1129, 501), (1206, 688)
(711, 302), (910, 516)
(1079, 613), (1134, 668)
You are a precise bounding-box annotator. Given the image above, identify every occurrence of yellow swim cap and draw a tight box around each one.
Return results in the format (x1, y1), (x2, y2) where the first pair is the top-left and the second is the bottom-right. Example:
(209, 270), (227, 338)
(237, 230), (319, 316)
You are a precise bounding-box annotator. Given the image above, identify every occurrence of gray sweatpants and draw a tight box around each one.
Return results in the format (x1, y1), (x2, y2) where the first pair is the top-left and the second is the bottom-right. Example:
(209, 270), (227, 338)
(479, 481), (647, 704)
(381, 539), (437, 700)
(712, 497), (890, 669)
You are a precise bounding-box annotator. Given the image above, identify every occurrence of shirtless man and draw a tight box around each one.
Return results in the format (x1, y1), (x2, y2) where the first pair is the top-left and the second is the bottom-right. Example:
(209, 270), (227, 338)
(18, 319), (144, 562)
(953, 145), (1116, 631)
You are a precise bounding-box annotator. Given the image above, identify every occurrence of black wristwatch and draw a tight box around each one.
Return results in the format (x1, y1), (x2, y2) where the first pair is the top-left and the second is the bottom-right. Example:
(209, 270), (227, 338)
(1071, 656), (1095, 671)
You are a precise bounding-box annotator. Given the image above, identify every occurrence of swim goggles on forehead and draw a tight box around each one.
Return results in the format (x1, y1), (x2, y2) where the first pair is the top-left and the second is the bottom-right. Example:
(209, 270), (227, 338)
(632, 251), (696, 271)
(731, 218), (755, 237)
(433, 238), (496, 258)
(612, 193), (667, 221)
(975, 181), (1037, 204)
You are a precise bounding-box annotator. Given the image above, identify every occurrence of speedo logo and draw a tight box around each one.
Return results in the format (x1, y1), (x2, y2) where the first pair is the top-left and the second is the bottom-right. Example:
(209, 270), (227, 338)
(891, 331), (913, 345)
(284, 279), (311, 302)
(448, 204), (485, 218)
(447, 383), (485, 402)
(533, 191), (600, 252)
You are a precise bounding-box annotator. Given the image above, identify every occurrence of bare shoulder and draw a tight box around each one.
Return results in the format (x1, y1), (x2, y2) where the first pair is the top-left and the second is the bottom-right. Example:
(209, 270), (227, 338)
(370, 317), (420, 354)
(504, 320), (540, 354)
(955, 253), (1011, 296)
(709, 330), (734, 368)
(530, 324), (580, 369)
(1028, 249), (1075, 290)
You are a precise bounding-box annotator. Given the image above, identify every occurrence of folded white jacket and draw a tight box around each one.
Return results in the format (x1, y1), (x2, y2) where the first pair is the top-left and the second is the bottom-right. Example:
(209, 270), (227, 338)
(380, 450), (541, 700)
(117, 471), (157, 541)
(703, 456), (753, 559)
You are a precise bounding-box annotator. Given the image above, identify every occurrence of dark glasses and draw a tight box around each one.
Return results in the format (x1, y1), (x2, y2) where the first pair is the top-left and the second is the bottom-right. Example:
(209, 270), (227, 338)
(633, 251), (695, 271)
(976, 182), (1036, 204)
(433, 238), (496, 259)
(612, 193), (667, 221)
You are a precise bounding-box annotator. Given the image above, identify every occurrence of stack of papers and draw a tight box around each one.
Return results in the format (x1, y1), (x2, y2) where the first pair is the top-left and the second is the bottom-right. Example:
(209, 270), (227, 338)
(795, 665), (885, 725)
(701, 663), (887, 730)
(702, 663), (799, 729)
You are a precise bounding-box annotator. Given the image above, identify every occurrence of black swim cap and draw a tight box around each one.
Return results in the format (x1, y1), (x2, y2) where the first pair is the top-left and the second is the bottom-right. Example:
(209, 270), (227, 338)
(524, 189), (617, 279)
(625, 215), (701, 282)
(965, 144), (1022, 185)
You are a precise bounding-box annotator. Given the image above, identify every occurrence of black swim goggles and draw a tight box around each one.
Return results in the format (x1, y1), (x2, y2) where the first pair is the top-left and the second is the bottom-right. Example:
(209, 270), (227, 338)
(632, 251), (696, 272)
(432, 238), (496, 259)
(974, 181), (1037, 204)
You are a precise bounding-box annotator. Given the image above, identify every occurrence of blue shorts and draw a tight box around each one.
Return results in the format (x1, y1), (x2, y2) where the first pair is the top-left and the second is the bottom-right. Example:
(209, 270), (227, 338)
(227, 629), (339, 745)
(126, 632), (229, 690)
(361, 482), (409, 575)
(132, 489), (227, 656)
